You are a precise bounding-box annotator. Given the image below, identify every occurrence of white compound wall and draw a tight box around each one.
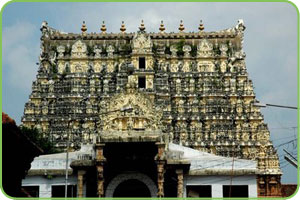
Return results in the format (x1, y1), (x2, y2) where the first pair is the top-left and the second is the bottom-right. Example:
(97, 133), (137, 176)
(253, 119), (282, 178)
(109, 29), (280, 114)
(184, 175), (257, 198)
(22, 175), (80, 198)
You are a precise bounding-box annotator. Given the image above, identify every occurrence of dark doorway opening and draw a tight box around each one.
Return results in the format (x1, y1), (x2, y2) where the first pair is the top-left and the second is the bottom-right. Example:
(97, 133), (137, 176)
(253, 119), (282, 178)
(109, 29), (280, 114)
(103, 142), (157, 197)
(187, 185), (212, 197)
(138, 76), (146, 89)
(22, 186), (39, 197)
(223, 185), (249, 197)
(113, 179), (151, 197)
(139, 57), (146, 69)
(164, 170), (178, 197)
(51, 185), (77, 197)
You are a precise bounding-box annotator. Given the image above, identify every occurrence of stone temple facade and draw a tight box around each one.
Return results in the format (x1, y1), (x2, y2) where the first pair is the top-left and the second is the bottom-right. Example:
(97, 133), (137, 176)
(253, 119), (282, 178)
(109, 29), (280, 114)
(22, 20), (282, 197)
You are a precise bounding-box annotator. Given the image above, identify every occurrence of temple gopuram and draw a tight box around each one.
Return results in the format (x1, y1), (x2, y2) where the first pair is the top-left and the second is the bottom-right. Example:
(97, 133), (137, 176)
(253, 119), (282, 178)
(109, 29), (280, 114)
(21, 20), (282, 198)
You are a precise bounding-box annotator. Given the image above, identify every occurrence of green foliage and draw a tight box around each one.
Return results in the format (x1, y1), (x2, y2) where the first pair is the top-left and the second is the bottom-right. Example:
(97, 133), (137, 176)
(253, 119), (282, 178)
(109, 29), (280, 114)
(215, 62), (221, 73)
(50, 46), (57, 52)
(52, 74), (58, 79)
(232, 66), (237, 73)
(51, 65), (58, 79)
(175, 39), (185, 56)
(61, 71), (67, 80)
(87, 45), (94, 56)
(191, 45), (197, 57)
(165, 46), (171, 55)
(46, 174), (53, 179)
(65, 46), (72, 55)
(20, 127), (61, 155)
(51, 65), (58, 74)
(120, 43), (132, 55)
(226, 40), (233, 56)
(65, 64), (70, 73)
(101, 46), (107, 54)
(214, 45), (221, 56)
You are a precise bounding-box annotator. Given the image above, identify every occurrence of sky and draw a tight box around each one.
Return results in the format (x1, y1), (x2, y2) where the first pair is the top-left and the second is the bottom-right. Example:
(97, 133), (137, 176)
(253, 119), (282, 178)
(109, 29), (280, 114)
(1, 2), (298, 183)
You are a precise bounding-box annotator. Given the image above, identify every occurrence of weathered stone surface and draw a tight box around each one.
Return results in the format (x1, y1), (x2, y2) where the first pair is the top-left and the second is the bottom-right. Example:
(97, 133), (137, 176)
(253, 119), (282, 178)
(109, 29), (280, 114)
(22, 20), (280, 179)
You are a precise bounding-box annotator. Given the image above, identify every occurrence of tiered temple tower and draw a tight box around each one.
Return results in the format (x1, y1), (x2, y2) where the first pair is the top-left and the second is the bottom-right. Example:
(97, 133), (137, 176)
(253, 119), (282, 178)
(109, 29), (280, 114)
(22, 20), (282, 197)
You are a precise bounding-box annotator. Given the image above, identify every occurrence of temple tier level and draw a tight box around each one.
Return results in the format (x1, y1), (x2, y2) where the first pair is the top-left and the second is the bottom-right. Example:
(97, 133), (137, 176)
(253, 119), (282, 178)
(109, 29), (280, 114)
(22, 20), (282, 197)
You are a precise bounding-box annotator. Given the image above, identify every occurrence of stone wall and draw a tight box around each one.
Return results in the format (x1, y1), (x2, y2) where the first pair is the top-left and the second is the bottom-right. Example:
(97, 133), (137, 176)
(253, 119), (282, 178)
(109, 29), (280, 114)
(21, 20), (281, 177)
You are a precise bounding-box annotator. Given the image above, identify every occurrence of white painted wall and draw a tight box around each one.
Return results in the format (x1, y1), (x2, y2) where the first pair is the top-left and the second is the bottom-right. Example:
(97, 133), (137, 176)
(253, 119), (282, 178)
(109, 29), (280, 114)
(184, 175), (257, 198)
(22, 174), (257, 198)
(22, 175), (77, 198)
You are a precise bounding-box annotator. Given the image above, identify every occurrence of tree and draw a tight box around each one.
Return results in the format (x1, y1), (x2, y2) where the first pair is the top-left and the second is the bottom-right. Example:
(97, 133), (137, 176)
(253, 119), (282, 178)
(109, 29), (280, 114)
(20, 126), (60, 154)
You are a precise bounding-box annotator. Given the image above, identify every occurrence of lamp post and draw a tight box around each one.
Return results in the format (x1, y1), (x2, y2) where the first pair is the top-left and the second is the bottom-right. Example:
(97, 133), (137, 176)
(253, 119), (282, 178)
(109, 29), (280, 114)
(64, 102), (133, 198)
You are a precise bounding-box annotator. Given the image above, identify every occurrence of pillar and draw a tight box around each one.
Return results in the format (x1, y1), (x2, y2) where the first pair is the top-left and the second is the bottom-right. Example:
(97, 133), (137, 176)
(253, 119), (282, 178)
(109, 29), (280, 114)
(257, 175), (282, 197)
(155, 142), (166, 197)
(268, 175), (282, 197)
(257, 175), (266, 197)
(157, 161), (165, 197)
(77, 170), (86, 197)
(176, 169), (184, 198)
(95, 143), (106, 197)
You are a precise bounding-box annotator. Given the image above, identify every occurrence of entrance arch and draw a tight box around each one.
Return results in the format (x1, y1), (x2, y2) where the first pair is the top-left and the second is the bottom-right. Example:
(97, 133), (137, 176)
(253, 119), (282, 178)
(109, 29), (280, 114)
(113, 179), (151, 197)
(105, 172), (157, 197)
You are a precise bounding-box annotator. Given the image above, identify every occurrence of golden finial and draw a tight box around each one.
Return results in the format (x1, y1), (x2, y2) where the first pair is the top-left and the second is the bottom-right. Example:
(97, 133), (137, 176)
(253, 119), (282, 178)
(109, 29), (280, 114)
(159, 20), (165, 33)
(199, 20), (205, 32)
(178, 20), (185, 32)
(101, 21), (107, 33)
(120, 21), (126, 33)
(139, 20), (146, 32)
(81, 21), (87, 33)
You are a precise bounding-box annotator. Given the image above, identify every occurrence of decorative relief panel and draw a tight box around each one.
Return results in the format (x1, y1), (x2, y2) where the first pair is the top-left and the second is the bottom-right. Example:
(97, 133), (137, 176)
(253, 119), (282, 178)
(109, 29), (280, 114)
(57, 45), (65, 58)
(197, 39), (213, 57)
(197, 61), (215, 72)
(132, 33), (152, 54)
(93, 61), (102, 73)
(71, 40), (87, 58)
(57, 61), (65, 74)
(70, 61), (88, 73)
(99, 85), (163, 132)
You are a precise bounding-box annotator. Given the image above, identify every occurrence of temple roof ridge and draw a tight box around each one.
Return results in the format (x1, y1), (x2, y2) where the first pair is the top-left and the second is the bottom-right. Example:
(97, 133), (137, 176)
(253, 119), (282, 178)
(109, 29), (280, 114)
(40, 19), (246, 39)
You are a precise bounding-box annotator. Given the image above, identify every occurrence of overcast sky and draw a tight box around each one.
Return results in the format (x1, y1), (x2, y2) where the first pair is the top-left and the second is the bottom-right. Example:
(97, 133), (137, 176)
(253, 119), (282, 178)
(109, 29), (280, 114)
(2, 2), (298, 183)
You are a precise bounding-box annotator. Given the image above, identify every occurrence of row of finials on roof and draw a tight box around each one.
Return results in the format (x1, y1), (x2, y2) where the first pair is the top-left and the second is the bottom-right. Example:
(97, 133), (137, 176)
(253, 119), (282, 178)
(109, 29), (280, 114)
(80, 20), (205, 33)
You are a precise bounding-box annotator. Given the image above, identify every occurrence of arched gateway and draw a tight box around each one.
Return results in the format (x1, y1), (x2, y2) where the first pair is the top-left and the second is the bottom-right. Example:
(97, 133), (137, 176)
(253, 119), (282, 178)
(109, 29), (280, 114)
(90, 82), (168, 197)
(105, 172), (157, 197)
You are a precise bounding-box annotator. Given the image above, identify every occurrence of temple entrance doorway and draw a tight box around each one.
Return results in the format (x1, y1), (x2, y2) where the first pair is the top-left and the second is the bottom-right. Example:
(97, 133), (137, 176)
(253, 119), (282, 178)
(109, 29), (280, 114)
(113, 179), (151, 197)
(105, 172), (158, 197)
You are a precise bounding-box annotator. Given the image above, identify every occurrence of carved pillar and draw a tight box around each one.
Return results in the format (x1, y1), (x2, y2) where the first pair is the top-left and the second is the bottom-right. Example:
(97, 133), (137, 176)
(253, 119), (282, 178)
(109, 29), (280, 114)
(95, 143), (106, 197)
(157, 161), (165, 197)
(257, 175), (266, 197)
(257, 175), (282, 197)
(176, 169), (184, 198)
(77, 170), (86, 197)
(155, 142), (166, 197)
(97, 165), (104, 197)
(268, 175), (282, 197)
